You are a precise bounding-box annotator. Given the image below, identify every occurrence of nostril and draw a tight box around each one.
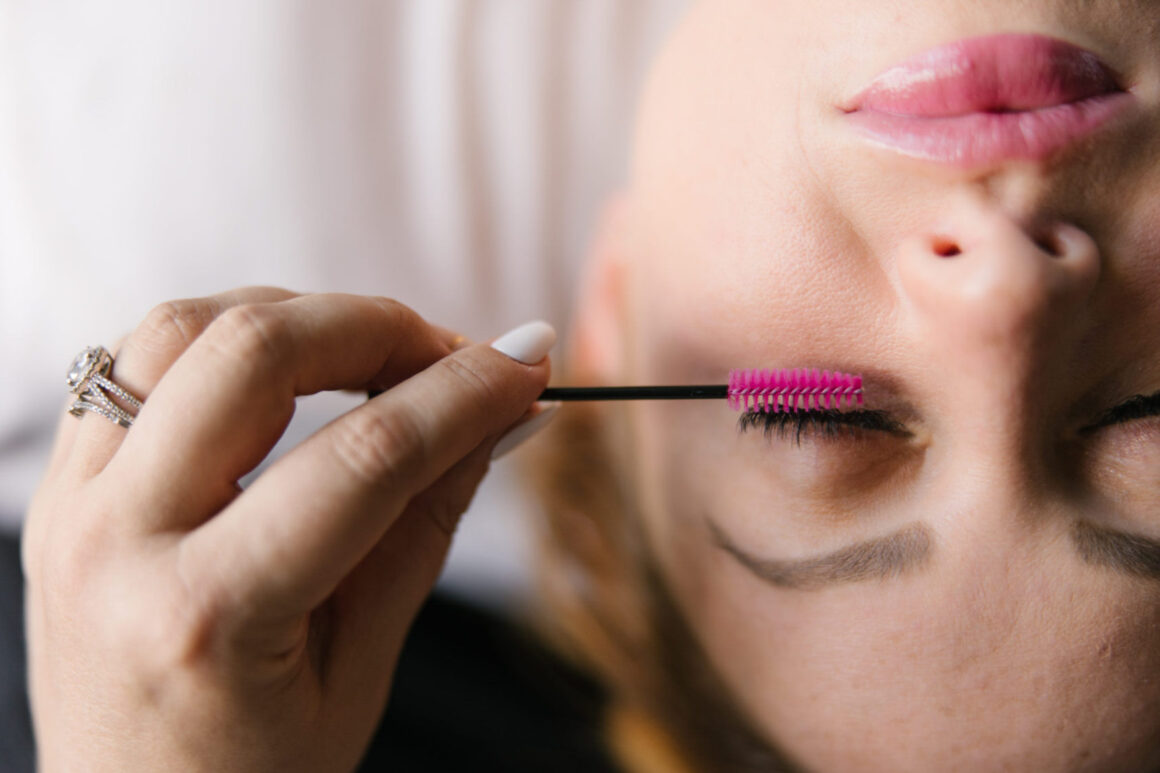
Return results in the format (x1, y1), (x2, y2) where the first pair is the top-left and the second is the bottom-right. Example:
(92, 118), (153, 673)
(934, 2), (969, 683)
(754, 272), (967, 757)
(931, 238), (962, 258)
(1033, 229), (1064, 258)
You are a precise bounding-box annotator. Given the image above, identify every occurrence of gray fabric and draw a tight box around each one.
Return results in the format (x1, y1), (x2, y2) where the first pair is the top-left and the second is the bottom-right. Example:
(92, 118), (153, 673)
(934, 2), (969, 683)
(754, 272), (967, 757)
(0, 532), (33, 772)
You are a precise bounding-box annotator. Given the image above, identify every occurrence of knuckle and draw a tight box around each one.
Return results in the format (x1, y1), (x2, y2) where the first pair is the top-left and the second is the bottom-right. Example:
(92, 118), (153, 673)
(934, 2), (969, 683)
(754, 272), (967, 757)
(330, 408), (427, 488)
(438, 354), (501, 413)
(134, 299), (218, 357)
(367, 295), (424, 321)
(206, 303), (292, 365)
(367, 297), (427, 342)
(368, 296), (409, 320)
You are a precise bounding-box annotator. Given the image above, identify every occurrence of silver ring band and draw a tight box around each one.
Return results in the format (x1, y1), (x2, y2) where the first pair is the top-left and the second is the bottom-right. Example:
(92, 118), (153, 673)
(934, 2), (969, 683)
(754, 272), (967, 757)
(69, 395), (135, 429)
(66, 346), (143, 428)
(85, 371), (142, 411)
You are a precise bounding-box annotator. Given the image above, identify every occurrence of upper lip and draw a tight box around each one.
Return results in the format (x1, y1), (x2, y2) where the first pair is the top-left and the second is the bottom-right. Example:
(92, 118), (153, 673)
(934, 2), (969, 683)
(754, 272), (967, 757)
(841, 34), (1134, 167)
(846, 34), (1123, 117)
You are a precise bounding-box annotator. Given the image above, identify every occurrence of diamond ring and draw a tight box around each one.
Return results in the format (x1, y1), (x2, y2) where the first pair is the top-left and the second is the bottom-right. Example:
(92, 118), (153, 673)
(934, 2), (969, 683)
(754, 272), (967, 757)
(66, 346), (143, 428)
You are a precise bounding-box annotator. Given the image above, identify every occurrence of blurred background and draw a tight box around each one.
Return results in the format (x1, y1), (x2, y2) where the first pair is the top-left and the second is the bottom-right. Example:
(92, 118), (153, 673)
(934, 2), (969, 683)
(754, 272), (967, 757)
(0, 0), (687, 605)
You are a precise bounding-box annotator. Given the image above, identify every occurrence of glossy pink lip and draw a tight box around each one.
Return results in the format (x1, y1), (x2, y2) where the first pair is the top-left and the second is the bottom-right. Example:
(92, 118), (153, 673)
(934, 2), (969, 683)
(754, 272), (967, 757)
(844, 34), (1134, 168)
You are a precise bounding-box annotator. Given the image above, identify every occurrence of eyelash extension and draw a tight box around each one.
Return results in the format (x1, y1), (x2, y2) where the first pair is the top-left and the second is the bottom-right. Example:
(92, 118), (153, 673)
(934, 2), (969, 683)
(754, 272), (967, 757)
(540, 368), (864, 411)
(738, 409), (905, 445)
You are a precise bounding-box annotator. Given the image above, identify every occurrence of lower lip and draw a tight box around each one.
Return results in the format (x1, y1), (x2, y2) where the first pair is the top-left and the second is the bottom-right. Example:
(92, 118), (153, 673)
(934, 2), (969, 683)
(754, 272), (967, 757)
(846, 92), (1133, 168)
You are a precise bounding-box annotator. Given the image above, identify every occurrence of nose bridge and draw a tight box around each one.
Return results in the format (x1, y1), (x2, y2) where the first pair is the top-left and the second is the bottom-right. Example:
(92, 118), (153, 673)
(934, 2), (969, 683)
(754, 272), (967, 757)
(893, 196), (1102, 474)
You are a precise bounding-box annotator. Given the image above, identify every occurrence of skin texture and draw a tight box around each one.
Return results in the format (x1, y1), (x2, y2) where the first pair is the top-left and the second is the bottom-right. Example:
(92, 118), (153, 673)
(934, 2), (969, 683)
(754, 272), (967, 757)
(575, 1), (1160, 770)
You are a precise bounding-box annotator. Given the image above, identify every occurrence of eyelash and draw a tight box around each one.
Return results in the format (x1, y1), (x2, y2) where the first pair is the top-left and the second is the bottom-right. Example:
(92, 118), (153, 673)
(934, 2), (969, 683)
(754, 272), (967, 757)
(737, 389), (1160, 446)
(738, 409), (907, 445)
(1082, 391), (1160, 433)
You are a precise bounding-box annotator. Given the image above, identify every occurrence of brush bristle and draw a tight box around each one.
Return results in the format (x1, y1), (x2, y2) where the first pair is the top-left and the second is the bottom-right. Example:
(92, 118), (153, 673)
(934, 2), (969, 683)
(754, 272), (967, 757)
(728, 369), (864, 413)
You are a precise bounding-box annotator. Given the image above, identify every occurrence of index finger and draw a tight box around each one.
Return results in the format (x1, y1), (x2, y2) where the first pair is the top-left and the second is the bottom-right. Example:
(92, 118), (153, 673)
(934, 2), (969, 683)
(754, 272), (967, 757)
(181, 324), (555, 615)
(108, 295), (456, 527)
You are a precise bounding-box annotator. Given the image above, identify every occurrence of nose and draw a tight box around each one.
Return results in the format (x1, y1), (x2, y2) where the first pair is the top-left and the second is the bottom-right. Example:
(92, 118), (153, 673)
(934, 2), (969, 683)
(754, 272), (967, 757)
(894, 197), (1104, 499)
(896, 199), (1101, 373)
(893, 201), (1105, 551)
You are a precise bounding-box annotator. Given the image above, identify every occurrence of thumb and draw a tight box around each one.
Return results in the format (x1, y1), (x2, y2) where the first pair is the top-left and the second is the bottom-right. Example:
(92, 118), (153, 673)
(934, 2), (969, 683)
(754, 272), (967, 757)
(325, 400), (561, 691)
(318, 439), (496, 698)
(335, 398), (561, 644)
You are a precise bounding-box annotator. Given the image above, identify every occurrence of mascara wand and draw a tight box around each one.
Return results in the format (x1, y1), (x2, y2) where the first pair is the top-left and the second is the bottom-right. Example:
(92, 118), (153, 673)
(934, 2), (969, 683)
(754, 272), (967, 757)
(540, 369), (863, 413)
(540, 385), (727, 401)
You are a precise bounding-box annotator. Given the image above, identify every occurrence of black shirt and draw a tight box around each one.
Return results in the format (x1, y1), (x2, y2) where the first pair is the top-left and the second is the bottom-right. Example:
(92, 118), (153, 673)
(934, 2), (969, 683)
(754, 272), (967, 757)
(363, 592), (620, 772)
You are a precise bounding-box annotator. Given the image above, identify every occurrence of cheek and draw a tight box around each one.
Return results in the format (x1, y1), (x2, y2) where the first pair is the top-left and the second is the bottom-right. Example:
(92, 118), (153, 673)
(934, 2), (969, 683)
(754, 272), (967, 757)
(662, 539), (1160, 771)
(631, 415), (1160, 768)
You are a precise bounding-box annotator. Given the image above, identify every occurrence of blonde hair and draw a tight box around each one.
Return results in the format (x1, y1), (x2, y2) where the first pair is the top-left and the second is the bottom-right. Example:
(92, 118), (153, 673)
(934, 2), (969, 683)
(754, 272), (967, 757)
(525, 400), (796, 773)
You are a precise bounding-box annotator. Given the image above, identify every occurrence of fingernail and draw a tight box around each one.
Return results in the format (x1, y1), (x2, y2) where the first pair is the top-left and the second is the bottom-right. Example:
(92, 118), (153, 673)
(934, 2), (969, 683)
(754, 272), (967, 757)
(491, 321), (556, 365)
(491, 403), (561, 460)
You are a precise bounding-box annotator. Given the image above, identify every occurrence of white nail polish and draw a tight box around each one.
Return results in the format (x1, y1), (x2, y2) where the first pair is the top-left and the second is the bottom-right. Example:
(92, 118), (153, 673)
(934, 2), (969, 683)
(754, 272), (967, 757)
(492, 403), (561, 460)
(491, 321), (557, 365)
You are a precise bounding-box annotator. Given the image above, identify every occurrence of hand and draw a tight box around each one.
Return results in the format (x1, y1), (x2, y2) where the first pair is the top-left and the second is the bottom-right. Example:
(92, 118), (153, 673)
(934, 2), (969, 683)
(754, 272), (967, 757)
(23, 289), (555, 772)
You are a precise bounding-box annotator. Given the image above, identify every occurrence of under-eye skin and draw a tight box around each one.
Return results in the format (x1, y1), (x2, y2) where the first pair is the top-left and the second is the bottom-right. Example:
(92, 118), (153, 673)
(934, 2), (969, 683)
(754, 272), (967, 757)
(737, 409), (910, 445)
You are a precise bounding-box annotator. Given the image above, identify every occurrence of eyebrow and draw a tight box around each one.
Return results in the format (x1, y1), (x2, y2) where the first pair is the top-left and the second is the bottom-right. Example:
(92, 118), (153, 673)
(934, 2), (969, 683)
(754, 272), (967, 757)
(712, 517), (1160, 592)
(1072, 521), (1160, 580)
(708, 519), (933, 591)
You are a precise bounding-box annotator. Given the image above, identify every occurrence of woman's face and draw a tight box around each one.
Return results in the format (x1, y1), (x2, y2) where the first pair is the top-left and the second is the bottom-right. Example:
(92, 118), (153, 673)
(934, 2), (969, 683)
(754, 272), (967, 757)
(601, 1), (1160, 769)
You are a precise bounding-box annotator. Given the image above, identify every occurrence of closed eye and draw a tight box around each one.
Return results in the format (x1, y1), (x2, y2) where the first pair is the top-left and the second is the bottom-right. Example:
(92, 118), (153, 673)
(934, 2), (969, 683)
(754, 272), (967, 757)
(737, 409), (909, 445)
(1079, 391), (1160, 434)
(737, 391), (1160, 447)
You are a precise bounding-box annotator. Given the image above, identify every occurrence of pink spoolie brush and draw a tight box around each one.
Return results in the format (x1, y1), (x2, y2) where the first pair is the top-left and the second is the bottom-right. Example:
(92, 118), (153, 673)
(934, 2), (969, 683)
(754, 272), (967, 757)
(539, 369), (864, 412)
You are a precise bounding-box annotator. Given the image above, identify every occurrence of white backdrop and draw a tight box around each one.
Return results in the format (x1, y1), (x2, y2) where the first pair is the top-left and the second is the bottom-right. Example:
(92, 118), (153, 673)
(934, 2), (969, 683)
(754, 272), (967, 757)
(0, 0), (687, 603)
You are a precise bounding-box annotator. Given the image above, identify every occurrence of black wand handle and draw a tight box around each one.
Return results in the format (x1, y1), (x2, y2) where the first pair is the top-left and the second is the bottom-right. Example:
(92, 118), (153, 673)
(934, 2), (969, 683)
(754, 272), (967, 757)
(538, 385), (729, 402)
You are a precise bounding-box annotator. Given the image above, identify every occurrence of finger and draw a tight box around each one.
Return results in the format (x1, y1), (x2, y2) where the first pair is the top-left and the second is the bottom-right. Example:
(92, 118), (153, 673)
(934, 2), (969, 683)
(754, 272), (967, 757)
(42, 400), (84, 484)
(180, 324), (554, 618)
(364, 325), (471, 398)
(431, 325), (474, 353)
(24, 401), (90, 566)
(326, 403), (559, 650)
(49, 331), (129, 476)
(66, 287), (300, 479)
(109, 294), (456, 527)
(302, 440), (496, 700)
